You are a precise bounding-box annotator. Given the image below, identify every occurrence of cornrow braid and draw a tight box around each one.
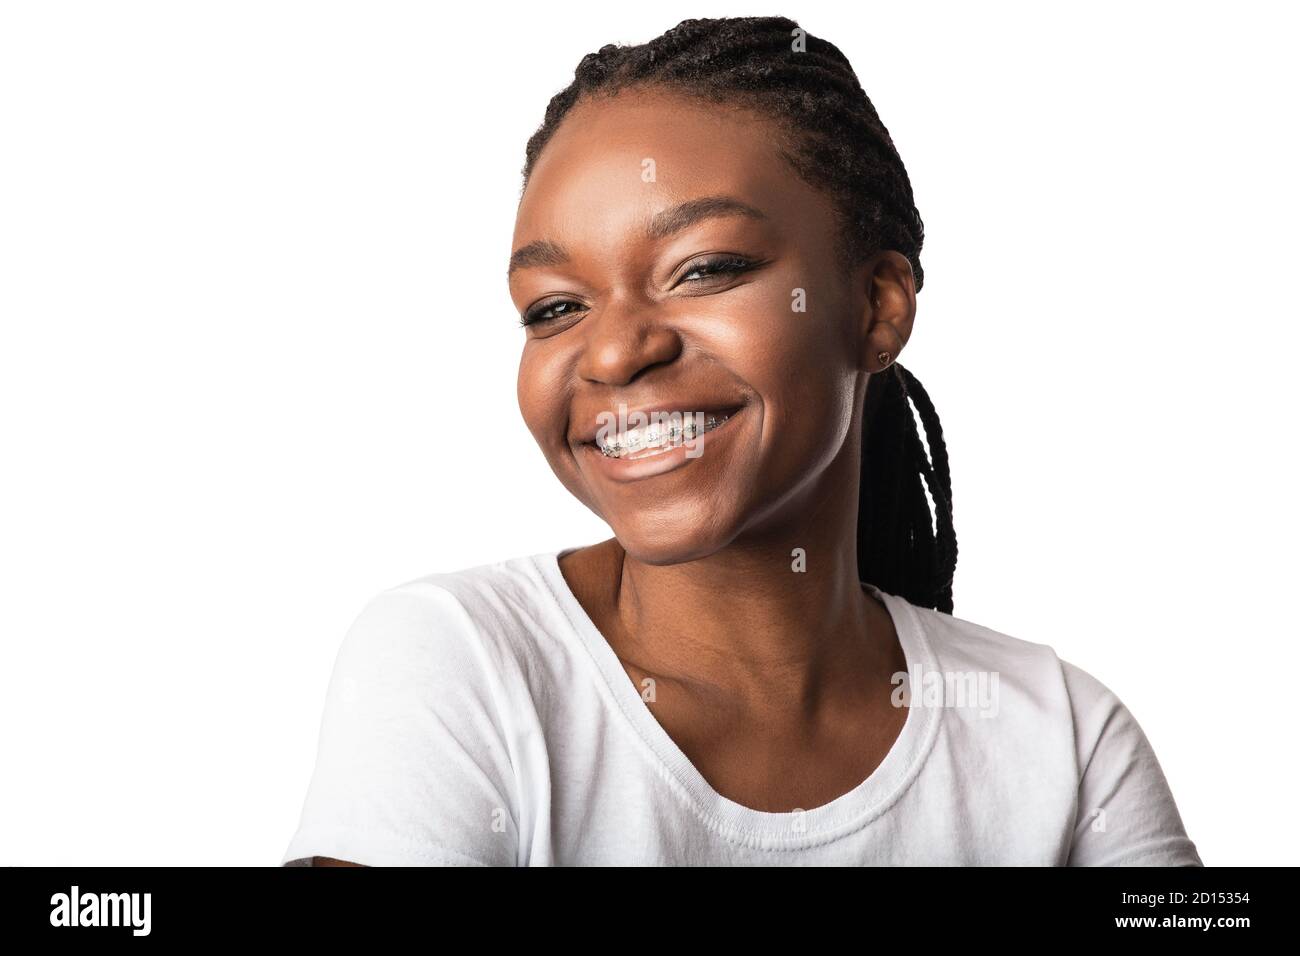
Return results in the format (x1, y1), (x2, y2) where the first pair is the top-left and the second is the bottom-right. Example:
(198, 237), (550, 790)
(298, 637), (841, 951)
(861, 365), (957, 612)
(521, 16), (958, 613)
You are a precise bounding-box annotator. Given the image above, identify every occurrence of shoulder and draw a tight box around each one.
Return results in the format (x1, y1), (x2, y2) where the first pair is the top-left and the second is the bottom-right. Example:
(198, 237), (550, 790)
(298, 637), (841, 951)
(908, 602), (1163, 743)
(900, 600), (1075, 710)
(899, 600), (1200, 865)
(901, 599), (1145, 737)
(283, 555), (562, 867)
(335, 551), (563, 683)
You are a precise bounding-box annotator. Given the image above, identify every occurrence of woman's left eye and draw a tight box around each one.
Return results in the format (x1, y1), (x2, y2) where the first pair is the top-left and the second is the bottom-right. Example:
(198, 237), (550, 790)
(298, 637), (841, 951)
(677, 255), (760, 284)
(520, 298), (586, 327)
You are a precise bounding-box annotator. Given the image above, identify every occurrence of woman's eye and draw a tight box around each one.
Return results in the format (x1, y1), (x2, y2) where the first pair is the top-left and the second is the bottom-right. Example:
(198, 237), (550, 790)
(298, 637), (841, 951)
(677, 255), (759, 284)
(519, 257), (760, 327)
(520, 299), (586, 327)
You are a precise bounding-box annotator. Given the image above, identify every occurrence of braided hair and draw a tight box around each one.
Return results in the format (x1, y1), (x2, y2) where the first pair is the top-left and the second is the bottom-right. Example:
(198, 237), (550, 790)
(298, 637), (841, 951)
(520, 16), (958, 613)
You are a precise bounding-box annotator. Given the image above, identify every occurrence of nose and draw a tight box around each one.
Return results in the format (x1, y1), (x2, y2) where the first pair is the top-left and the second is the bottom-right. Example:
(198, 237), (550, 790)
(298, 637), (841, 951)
(575, 297), (683, 387)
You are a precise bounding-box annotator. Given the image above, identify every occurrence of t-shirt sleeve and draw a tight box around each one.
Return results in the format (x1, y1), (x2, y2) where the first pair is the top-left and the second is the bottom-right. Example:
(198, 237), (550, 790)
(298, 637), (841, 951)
(280, 584), (519, 866)
(1060, 659), (1202, 866)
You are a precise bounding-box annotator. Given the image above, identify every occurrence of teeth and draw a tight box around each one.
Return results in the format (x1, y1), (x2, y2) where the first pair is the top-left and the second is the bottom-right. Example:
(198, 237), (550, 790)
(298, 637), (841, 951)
(597, 413), (732, 458)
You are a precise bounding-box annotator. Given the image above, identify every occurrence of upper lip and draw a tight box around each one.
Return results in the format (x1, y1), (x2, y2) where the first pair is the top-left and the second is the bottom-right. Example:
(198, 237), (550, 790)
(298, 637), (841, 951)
(570, 400), (746, 446)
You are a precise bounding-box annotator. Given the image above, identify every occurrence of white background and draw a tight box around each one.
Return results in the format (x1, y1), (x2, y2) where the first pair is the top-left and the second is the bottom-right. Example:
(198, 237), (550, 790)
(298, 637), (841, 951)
(1, 1), (1295, 866)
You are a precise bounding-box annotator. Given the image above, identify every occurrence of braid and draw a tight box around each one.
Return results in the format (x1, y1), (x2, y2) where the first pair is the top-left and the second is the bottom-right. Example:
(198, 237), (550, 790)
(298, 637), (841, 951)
(900, 365), (958, 610)
(861, 365), (957, 613)
(521, 16), (958, 612)
(523, 16), (924, 288)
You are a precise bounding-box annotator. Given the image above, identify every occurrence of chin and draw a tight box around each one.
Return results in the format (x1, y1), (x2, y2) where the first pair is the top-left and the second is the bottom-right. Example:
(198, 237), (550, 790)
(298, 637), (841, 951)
(605, 507), (742, 567)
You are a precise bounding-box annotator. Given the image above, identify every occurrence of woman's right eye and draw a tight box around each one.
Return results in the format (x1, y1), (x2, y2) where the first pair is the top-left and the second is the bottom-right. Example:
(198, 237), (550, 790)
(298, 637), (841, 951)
(520, 299), (586, 327)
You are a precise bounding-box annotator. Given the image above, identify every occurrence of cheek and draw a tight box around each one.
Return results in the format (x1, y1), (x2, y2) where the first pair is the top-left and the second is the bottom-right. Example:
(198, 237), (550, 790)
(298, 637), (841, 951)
(707, 262), (852, 358)
(516, 345), (568, 450)
(715, 274), (854, 390)
(722, 283), (859, 474)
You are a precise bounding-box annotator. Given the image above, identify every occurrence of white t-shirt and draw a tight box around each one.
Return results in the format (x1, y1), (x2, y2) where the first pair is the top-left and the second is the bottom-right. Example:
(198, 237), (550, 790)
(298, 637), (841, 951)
(281, 548), (1202, 866)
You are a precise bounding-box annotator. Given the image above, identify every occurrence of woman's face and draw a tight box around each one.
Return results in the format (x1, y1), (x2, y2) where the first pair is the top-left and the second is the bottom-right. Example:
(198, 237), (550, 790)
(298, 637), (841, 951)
(510, 86), (894, 565)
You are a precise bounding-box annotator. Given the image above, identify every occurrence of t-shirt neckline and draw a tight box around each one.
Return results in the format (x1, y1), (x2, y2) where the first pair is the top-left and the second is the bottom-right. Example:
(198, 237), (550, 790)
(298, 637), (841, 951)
(531, 546), (943, 849)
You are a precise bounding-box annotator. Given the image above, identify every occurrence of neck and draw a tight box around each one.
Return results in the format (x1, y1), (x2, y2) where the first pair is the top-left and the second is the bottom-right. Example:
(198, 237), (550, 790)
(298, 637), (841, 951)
(598, 430), (898, 715)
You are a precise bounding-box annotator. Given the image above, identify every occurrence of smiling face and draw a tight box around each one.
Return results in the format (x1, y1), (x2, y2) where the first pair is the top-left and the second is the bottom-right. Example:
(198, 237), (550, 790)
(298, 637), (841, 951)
(510, 86), (897, 566)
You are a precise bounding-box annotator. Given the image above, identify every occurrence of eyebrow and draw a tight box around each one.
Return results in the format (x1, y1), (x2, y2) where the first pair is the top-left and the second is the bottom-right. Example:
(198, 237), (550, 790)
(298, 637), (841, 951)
(507, 195), (768, 278)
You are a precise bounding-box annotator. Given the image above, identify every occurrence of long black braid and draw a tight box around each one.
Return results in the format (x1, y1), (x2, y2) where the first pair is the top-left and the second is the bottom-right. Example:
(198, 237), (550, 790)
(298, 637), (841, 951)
(521, 16), (958, 613)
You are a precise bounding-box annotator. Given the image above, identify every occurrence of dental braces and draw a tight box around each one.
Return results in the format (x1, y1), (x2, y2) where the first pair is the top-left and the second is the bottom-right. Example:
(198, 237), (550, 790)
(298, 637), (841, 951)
(598, 413), (730, 458)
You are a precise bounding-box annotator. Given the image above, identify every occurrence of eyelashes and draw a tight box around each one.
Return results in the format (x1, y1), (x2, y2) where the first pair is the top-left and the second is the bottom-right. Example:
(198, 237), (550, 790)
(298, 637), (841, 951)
(518, 253), (764, 328)
(678, 253), (761, 283)
(518, 298), (584, 327)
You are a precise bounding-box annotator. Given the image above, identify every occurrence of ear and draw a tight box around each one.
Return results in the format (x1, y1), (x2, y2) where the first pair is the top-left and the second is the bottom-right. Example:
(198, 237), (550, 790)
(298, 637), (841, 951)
(856, 251), (917, 374)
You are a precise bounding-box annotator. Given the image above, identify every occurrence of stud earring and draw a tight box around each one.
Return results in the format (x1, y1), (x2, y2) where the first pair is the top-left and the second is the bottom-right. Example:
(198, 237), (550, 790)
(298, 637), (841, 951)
(873, 319), (904, 370)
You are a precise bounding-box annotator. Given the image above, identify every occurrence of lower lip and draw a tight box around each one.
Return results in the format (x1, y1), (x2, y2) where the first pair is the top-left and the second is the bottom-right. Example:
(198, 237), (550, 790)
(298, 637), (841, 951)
(578, 408), (745, 483)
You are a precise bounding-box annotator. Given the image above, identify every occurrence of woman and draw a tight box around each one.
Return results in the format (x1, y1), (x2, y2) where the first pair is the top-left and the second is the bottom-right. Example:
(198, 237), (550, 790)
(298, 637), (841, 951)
(282, 16), (1200, 866)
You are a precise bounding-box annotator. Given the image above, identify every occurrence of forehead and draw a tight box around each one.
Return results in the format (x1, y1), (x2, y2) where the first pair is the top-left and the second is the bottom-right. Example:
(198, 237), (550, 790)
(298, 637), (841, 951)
(513, 87), (826, 247)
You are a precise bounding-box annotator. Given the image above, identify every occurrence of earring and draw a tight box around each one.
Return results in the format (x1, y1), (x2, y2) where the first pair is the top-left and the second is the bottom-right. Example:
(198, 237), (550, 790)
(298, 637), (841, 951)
(875, 322), (904, 369)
